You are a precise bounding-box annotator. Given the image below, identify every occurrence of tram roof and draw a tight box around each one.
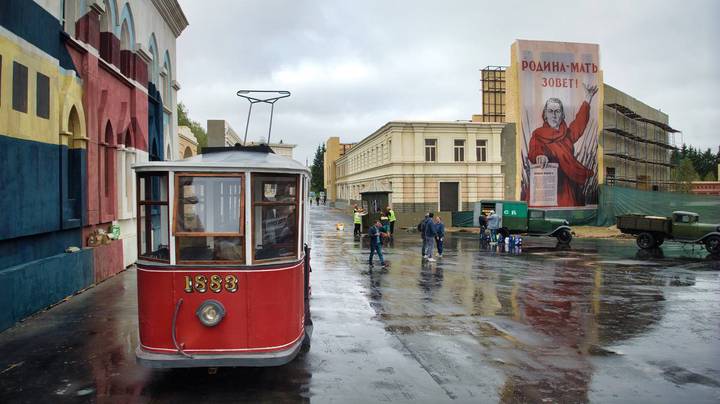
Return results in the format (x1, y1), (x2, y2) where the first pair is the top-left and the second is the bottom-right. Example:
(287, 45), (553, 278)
(133, 147), (309, 174)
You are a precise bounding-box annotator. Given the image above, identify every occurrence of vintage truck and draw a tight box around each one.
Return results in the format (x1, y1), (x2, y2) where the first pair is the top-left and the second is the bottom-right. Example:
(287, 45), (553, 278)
(616, 211), (720, 254)
(474, 200), (573, 244)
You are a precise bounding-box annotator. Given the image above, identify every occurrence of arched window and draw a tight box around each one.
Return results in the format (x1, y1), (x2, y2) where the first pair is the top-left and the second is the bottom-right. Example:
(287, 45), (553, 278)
(183, 146), (193, 158)
(124, 130), (133, 148)
(162, 51), (172, 105)
(99, 0), (115, 33)
(67, 106), (81, 214)
(104, 122), (114, 198)
(120, 20), (131, 51)
(119, 3), (135, 51)
(148, 34), (159, 86)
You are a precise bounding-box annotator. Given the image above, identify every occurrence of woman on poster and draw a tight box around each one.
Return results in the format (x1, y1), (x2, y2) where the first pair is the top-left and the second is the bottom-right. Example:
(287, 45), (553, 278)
(528, 83), (598, 207)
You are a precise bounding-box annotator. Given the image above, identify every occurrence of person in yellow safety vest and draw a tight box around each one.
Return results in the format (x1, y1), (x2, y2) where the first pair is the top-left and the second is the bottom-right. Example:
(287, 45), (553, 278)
(387, 206), (396, 237)
(353, 208), (366, 237)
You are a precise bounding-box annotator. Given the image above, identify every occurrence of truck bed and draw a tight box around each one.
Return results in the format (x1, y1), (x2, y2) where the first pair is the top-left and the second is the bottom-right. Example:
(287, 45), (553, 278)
(616, 214), (671, 235)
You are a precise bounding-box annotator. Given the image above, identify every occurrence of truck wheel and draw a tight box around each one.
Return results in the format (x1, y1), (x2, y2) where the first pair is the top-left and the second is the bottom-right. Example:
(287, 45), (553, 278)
(636, 232), (656, 249)
(705, 235), (720, 254)
(556, 229), (572, 244)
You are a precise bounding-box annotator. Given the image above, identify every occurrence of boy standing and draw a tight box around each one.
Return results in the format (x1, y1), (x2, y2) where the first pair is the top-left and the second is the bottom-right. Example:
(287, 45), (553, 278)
(434, 216), (445, 258)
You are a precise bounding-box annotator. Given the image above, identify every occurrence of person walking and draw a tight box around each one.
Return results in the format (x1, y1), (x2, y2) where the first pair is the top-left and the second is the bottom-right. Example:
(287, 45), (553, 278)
(478, 212), (488, 242)
(487, 210), (500, 243)
(387, 206), (396, 237)
(418, 213), (429, 257)
(368, 220), (388, 267)
(353, 208), (366, 237)
(322, 193), (327, 205)
(423, 213), (437, 261)
(315, 195), (320, 206)
(434, 216), (445, 258)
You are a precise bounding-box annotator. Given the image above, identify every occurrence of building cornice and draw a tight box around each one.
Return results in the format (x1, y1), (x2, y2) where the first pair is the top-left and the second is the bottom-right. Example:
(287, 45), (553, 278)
(151, 0), (189, 38)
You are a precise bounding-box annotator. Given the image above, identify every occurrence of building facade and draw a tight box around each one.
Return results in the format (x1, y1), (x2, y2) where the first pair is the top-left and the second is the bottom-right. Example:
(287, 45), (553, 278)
(0, 0), (91, 332)
(602, 84), (677, 190)
(0, 0), (186, 332)
(178, 125), (198, 158)
(324, 136), (355, 201)
(332, 121), (506, 215)
(65, 0), (187, 271)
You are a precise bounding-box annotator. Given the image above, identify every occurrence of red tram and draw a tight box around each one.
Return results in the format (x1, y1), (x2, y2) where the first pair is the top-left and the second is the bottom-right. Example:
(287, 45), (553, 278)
(132, 144), (312, 367)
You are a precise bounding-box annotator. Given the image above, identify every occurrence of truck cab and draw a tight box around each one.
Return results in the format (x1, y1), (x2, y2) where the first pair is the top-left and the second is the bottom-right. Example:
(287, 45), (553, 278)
(528, 209), (569, 235)
(672, 211), (719, 243)
(672, 211), (701, 240)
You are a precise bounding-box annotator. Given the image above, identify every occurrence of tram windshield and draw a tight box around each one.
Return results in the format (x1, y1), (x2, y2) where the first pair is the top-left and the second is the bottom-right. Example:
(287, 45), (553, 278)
(252, 174), (299, 262)
(175, 174), (245, 263)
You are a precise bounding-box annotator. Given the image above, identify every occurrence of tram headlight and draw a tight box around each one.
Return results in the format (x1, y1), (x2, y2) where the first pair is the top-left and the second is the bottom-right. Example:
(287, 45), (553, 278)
(196, 300), (226, 327)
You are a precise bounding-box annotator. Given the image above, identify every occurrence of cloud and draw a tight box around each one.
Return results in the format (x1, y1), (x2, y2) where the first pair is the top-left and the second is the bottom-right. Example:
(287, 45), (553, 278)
(176, 0), (720, 164)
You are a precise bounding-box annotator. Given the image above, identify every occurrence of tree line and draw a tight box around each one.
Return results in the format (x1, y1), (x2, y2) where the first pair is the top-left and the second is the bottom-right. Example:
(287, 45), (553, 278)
(671, 144), (719, 182)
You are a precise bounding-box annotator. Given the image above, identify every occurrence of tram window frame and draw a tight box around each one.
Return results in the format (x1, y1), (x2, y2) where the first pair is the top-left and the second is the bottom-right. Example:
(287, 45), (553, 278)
(173, 172), (245, 264)
(251, 173), (300, 264)
(136, 172), (170, 263)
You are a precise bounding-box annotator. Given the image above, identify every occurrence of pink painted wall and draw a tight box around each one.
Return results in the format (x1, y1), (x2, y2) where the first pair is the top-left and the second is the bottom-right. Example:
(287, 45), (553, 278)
(68, 12), (149, 236)
(91, 240), (124, 283)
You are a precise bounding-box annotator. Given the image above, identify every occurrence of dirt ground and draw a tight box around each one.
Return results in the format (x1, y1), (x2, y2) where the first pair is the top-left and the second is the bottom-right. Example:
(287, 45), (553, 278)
(438, 225), (632, 239)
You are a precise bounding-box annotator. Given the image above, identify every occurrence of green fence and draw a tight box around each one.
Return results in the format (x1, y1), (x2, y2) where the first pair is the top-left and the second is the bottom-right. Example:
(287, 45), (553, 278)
(596, 185), (720, 226)
(452, 211), (475, 227)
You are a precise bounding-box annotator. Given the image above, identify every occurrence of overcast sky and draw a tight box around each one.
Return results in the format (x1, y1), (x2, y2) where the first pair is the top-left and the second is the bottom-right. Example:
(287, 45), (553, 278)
(176, 0), (720, 165)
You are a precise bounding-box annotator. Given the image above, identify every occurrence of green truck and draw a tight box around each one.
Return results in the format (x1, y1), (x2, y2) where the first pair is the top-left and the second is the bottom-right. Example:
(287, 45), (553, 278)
(617, 211), (720, 254)
(475, 200), (573, 244)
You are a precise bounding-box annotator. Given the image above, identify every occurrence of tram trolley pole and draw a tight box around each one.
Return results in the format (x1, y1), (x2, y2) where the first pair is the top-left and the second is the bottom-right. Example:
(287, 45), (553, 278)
(236, 90), (291, 145)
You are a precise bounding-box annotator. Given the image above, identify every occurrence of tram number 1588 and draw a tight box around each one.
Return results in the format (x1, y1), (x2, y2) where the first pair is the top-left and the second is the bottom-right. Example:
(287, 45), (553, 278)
(183, 274), (239, 293)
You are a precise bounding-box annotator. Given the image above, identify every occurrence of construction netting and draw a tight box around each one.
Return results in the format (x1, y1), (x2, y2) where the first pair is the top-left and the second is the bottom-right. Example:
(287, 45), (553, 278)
(596, 185), (720, 226)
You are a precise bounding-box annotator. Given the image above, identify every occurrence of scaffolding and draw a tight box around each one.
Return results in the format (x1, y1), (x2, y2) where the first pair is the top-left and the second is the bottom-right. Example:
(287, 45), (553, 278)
(602, 102), (680, 191)
(479, 66), (507, 122)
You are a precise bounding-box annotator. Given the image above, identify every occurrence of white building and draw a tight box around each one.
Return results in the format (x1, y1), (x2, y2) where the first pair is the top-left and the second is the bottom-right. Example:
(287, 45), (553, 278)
(332, 121), (506, 213)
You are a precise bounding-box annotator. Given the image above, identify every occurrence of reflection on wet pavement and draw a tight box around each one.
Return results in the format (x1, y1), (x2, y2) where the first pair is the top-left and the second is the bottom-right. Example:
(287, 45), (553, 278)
(0, 205), (718, 403)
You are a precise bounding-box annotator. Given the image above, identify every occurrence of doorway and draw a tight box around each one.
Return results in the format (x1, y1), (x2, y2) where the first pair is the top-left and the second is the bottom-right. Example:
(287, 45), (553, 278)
(439, 182), (459, 211)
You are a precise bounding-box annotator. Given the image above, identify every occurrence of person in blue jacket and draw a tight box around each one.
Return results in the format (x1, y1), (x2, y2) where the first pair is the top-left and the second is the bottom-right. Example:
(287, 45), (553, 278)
(434, 216), (445, 258)
(368, 220), (388, 267)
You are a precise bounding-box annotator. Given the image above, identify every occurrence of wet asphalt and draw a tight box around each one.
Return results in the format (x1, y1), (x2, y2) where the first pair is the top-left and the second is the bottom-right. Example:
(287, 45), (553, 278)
(1, 205), (719, 403)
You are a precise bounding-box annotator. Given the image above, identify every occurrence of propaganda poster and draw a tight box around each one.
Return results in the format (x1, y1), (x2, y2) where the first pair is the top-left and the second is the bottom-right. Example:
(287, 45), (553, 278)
(517, 40), (600, 208)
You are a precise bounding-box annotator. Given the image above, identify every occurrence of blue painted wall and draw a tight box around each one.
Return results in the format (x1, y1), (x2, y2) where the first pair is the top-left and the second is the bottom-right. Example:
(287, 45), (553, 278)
(0, 136), (85, 241)
(0, 249), (93, 332)
(0, 0), (77, 72)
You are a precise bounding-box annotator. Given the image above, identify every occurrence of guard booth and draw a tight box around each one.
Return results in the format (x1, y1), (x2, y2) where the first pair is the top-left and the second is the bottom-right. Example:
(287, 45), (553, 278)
(473, 200), (529, 232)
(360, 190), (391, 230)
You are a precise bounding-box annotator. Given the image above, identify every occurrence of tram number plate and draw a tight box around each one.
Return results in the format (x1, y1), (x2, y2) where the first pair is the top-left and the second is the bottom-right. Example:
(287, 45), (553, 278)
(183, 274), (238, 293)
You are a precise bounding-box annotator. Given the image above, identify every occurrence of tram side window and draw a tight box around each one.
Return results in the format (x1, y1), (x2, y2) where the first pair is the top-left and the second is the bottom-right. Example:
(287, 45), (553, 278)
(252, 174), (299, 262)
(138, 173), (169, 262)
(175, 175), (244, 263)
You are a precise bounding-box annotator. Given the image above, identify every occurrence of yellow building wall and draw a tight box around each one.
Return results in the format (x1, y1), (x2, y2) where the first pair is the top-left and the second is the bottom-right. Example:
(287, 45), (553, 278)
(0, 34), (86, 148)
